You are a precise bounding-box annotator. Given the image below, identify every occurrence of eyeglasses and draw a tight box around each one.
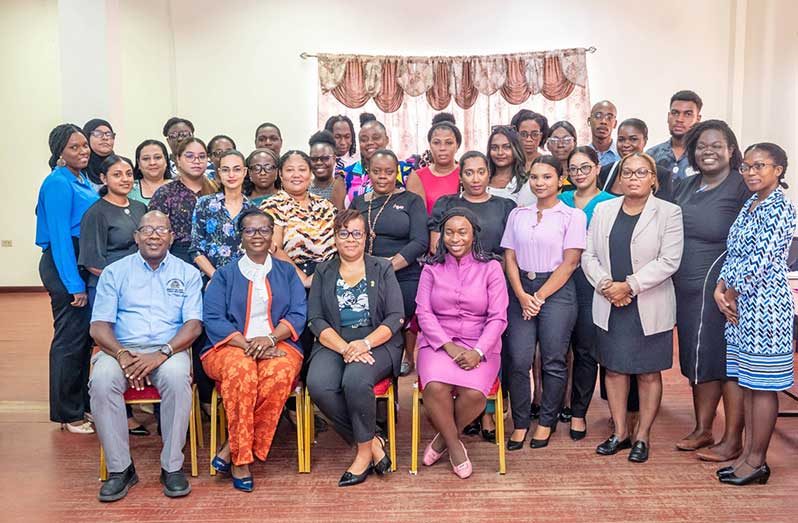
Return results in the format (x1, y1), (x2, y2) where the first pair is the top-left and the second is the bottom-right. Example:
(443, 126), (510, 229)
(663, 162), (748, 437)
(591, 112), (615, 121)
(519, 130), (542, 140)
(242, 226), (273, 237)
(491, 124), (517, 133)
(168, 130), (193, 140)
(739, 162), (776, 174)
(620, 168), (654, 179)
(568, 164), (594, 175)
(548, 137), (575, 146)
(218, 165), (246, 175)
(310, 155), (333, 163)
(210, 149), (233, 158)
(249, 164), (276, 174)
(91, 130), (116, 140)
(336, 229), (365, 240)
(137, 225), (171, 236)
(182, 152), (207, 163)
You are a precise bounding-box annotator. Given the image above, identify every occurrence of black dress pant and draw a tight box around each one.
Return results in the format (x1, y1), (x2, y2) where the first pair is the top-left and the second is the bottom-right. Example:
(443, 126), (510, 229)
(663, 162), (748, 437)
(39, 241), (93, 423)
(569, 268), (598, 418)
(504, 275), (577, 429)
(306, 327), (394, 445)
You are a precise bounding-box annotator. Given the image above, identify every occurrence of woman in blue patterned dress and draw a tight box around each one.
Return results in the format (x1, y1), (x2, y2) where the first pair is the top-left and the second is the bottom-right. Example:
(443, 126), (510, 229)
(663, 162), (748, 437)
(714, 143), (796, 486)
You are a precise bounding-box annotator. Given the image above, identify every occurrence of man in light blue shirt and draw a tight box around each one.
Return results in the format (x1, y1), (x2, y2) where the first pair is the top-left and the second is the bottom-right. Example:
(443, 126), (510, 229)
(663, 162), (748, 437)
(587, 100), (621, 166)
(89, 211), (202, 502)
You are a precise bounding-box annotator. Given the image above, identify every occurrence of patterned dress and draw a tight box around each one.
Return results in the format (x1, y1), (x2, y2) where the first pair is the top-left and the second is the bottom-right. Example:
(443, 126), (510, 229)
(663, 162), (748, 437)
(720, 189), (797, 391)
(189, 192), (254, 269)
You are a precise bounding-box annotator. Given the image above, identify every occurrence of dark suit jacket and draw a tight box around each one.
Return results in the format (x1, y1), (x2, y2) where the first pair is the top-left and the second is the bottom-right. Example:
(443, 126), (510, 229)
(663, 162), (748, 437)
(307, 254), (405, 377)
(599, 161), (674, 202)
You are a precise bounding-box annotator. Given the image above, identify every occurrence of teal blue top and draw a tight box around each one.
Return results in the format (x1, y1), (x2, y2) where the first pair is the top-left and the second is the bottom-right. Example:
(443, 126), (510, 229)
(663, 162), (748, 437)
(558, 190), (616, 226)
(336, 277), (370, 328)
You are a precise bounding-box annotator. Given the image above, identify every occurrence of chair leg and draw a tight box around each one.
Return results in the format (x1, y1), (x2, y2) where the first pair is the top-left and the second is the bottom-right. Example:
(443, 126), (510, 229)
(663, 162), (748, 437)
(294, 389), (306, 473)
(304, 386), (313, 472)
(194, 386), (205, 449)
(387, 386), (397, 471)
(219, 405), (227, 445)
(189, 393), (198, 477)
(495, 385), (506, 475)
(99, 445), (108, 481)
(209, 387), (218, 476)
(410, 383), (420, 475)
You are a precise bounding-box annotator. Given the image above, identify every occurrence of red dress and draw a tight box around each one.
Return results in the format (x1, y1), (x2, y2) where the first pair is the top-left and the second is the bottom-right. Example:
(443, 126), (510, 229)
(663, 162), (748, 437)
(416, 165), (460, 215)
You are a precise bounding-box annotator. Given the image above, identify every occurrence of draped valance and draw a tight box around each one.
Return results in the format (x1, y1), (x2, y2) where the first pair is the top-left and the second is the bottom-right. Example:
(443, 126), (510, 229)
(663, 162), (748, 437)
(317, 48), (589, 113)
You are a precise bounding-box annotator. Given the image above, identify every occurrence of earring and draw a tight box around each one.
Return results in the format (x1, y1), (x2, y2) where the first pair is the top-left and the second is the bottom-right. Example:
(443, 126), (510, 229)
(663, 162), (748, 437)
(56, 157), (66, 167)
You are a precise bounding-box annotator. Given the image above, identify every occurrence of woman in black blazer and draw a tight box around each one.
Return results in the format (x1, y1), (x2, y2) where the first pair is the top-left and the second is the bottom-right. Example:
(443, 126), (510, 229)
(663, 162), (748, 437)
(306, 209), (405, 487)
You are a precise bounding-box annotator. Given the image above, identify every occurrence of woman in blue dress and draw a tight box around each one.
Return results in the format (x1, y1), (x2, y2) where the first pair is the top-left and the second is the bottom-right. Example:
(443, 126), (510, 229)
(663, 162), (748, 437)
(714, 143), (796, 486)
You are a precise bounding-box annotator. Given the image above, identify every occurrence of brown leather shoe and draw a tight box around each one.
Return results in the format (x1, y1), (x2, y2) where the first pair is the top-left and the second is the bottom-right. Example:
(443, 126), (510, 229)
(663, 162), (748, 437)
(675, 433), (714, 451)
(696, 447), (742, 462)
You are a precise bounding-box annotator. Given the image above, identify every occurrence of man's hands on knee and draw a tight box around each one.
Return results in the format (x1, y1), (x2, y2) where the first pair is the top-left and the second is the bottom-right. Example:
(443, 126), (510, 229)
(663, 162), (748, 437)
(121, 352), (168, 390)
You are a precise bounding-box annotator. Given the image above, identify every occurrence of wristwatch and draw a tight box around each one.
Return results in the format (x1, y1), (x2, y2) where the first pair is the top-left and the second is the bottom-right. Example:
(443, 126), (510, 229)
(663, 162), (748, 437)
(159, 343), (174, 359)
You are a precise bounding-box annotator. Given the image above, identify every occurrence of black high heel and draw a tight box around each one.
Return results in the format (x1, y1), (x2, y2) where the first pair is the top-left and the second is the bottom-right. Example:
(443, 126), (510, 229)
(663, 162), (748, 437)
(716, 465), (734, 478)
(530, 423), (556, 449)
(372, 435), (392, 475)
(719, 462), (771, 486)
(507, 430), (528, 451)
(338, 465), (373, 487)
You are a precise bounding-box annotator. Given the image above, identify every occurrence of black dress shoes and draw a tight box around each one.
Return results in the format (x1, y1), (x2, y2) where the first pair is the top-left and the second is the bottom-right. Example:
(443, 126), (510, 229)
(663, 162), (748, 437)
(160, 469), (191, 498)
(98, 463), (139, 502)
(463, 420), (481, 436)
(596, 435), (632, 455)
(507, 430), (528, 451)
(569, 428), (587, 441)
(373, 436), (392, 475)
(481, 427), (497, 444)
(719, 463), (771, 486)
(530, 424), (556, 449)
(716, 465), (734, 478)
(628, 441), (649, 463)
(338, 465), (373, 487)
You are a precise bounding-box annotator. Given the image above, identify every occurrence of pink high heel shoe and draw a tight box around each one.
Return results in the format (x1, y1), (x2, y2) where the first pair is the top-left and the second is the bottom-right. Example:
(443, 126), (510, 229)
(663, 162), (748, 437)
(422, 433), (448, 466)
(450, 441), (473, 479)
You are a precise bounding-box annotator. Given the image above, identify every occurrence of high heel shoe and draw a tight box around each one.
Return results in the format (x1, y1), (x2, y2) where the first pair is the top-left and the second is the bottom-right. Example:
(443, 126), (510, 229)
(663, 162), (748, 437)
(450, 441), (473, 479)
(569, 418), (587, 441)
(530, 424), (555, 449)
(716, 465), (734, 478)
(423, 433), (448, 466)
(719, 462), (771, 486)
(507, 429), (528, 451)
(232, 474), (254, 492)
(61, 421), (95, 434)
(338, 465), (373, 487)
(372, 435), (392, 475)
(211, 456), (231, 474)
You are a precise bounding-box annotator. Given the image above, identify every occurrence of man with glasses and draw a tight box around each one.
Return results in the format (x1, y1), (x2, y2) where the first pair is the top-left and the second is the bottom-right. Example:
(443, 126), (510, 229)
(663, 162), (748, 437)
(89, 211), (202, 502)
(647, 90), (703, 181)
(587, 100), (620, 166)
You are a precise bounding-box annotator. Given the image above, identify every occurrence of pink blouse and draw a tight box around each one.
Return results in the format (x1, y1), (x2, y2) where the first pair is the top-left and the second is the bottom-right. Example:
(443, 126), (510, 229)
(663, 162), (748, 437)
(500, 201), (586, 272)
(416, 165), (461, 215)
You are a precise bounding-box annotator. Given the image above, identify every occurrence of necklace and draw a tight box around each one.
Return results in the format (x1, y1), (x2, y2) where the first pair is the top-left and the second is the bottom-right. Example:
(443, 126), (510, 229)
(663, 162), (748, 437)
(366, 191), (394, 255)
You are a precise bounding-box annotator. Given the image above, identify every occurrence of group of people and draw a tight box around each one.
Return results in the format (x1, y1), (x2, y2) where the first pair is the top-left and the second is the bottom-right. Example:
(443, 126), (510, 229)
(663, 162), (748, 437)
(34, 88), (796, 501)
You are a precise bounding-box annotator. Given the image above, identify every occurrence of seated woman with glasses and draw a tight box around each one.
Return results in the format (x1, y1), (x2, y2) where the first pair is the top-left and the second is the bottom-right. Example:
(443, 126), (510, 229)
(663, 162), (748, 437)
(486, 125), (535, 206)
(190, 150), (254, 280)
(306, 209), (405, 487)
(149, 137), (218, 264)
(202, 207), (307, 492)
(416, 207), (508, 479)
(511, 109), (549, 172)
(244, 148), (280, 206)
(582, 152), (683, 463)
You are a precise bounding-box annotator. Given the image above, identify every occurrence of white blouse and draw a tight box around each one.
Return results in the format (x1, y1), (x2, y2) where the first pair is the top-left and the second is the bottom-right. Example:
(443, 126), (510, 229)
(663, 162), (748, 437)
(238, 254), (274, 338)
(487, 177), (537, 207)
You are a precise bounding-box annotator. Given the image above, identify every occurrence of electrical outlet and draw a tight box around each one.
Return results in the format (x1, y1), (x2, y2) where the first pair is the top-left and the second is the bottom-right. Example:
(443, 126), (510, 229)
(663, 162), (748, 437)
(0, 240), (12, 247)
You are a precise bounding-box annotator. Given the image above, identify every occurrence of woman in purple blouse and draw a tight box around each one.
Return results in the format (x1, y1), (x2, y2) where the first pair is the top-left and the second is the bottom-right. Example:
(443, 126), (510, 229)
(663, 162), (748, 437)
(415, 207), (508, 479)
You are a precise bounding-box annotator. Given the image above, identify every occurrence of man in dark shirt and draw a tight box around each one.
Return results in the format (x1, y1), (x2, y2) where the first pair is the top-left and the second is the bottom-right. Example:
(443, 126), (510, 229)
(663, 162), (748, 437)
(646, 90), (703, 181)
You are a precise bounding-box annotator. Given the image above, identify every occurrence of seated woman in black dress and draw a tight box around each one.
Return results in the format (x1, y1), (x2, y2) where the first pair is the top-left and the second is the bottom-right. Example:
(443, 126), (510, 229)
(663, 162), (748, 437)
(582, 152), (684, 463)
(306, 209), (405, 487)
(350, 149), (428, 375)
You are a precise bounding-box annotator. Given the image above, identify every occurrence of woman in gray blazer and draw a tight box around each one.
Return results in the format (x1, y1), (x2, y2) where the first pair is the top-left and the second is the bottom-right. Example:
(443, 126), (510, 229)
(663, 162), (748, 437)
(582, 152), (684, 463)
(306, 209), (405, 487)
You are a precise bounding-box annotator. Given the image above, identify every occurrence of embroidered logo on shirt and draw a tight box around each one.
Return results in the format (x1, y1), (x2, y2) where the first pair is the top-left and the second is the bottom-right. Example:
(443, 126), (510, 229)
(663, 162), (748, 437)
(392, 204), (405, 210)
(165, 278), (187, 297)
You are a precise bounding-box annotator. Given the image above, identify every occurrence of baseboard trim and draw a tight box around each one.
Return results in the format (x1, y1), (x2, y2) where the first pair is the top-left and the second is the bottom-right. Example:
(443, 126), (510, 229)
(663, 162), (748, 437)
(0, 286), (46, 293)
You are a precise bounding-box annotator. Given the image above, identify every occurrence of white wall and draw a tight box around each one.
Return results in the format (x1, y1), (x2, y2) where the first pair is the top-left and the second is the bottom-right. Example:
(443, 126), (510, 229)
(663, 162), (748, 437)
(2, 0), (796, 286)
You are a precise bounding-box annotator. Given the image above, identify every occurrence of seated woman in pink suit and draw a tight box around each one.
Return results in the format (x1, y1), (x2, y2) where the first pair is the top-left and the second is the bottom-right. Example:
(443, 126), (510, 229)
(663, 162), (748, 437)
(415, 207), (508, 479)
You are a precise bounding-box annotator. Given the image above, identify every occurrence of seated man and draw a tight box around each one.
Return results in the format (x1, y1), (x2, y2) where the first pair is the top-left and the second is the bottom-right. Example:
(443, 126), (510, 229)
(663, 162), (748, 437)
(89, 211), (202, 502)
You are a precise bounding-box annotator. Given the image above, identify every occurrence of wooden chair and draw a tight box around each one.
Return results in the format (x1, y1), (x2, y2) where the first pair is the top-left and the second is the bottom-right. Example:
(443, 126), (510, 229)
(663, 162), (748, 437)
(303, 377), (397, 472)
(99, 384), (200, 480)
(209, 380), (307, 474)
(410, 377), (505, 475)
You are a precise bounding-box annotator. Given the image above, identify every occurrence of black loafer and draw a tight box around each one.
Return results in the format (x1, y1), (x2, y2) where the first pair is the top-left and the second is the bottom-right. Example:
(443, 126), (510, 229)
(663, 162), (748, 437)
(716, 465), (735, 478)
(160, 469), (191, 498)
(462, 420), (481, 437)
(98, 462), (138, 502)
(596, 435), (632, 455)
(719, 463), (770, 486)
(338, 466), (373, 487)
(628, 441), (649, 463)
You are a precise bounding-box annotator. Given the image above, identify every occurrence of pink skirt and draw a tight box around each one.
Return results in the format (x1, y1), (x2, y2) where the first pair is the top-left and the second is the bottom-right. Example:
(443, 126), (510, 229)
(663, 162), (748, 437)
(417, 345), (500, 396)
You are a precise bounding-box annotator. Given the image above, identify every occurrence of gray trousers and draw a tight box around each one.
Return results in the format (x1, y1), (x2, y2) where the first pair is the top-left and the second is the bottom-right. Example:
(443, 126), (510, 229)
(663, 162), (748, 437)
(89, 349), (192, 473)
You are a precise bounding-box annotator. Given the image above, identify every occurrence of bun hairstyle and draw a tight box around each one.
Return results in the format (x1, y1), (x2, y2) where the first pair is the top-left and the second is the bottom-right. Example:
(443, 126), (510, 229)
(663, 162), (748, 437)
(360, 112), (377, 126)
(308, 130), (337, 149)
(427, 112), (462, 146)
(744, 142), (790, 189)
